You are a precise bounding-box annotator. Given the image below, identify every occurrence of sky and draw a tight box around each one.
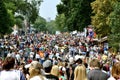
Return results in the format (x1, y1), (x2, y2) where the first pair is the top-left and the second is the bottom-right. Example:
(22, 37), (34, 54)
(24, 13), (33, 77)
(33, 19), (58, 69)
(39, 0), (61, 20)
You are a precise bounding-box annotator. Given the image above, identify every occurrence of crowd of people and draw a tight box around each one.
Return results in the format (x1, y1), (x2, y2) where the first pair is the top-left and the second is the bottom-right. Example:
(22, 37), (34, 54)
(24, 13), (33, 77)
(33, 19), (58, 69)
(0, 30), (120, 80)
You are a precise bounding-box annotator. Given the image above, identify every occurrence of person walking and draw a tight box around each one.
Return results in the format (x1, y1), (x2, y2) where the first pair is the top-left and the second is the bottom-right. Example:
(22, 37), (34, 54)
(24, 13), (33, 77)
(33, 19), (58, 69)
(108, 62), (120, 80)
(28, 61), (47, 80)
(74, 64), (87, 80)
(87, 59), (109, 80)
(43, 59), (59, 80)
(0, 57), (26, 80)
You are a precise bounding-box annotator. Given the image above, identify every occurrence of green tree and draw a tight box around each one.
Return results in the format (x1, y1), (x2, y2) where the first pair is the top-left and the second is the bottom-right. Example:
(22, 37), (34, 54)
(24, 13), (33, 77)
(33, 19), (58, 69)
(34, 16), (58, 34)
(33, 16), (47, 32)
(57, 0), (94, 31)
(5, 0), (42, 26)
(4, 0), (24, 28)
(14, 0), (41, 23)
(107, 1), (120, 52)
(15, 15), (24, 28)
(0, 0), (14, 36)
(91, 0), (114, 37)
(0, 0), (42, 35)
(46, 20), (57, 34)
(55, 13), (67, 32)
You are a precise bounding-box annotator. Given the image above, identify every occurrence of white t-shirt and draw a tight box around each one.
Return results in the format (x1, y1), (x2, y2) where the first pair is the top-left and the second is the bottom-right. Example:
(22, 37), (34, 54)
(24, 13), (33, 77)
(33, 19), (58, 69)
(30, 76), (47, 80)
(16, 54), (21, 62)
(30, 52), (34, 59)
(0, 70), (20, 80)
(107, 76), (116, 80)
(35, 54), (40, 59)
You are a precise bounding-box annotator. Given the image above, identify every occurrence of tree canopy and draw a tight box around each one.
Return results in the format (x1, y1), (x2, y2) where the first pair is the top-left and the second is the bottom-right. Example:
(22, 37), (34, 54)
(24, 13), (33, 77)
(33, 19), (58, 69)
(91, 0), (114, 37)
(0, 0), (42, 35)
(33, 16), (47, 32)
(0, 0), (14, 35)
(55, 14), (67, 32)
(107, 0), (120, 51)
(57, 0), (94, 31)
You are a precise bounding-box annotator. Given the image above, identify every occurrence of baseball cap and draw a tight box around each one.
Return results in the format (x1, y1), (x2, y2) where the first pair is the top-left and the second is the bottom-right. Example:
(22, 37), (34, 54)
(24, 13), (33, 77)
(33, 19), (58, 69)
(74, 55), (83, 64)
(43, 60), (52, 68)
(25, 61), (42, 70)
